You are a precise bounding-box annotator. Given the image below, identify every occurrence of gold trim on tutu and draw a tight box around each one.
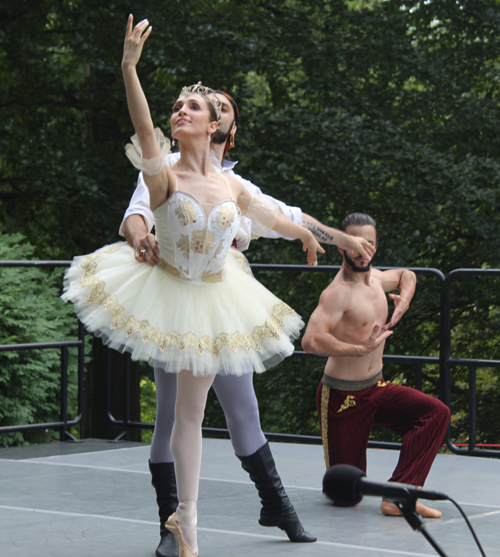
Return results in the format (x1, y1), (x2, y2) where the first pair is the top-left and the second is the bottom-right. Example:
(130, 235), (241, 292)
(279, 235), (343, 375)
(67, 244), (301, 371)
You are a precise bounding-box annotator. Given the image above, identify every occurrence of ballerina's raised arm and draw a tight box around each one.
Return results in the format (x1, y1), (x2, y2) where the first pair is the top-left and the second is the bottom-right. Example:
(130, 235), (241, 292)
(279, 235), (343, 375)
(121, 14), (170, 210)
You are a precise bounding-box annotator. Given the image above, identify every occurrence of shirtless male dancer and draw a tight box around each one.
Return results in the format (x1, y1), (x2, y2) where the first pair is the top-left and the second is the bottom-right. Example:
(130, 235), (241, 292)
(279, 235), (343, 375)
(302, 212), (450, 518)
(122, 93), (375, 557)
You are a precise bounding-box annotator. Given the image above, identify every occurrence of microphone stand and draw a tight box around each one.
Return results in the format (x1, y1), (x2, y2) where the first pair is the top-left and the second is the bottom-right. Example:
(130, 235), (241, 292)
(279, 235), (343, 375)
(394, 499), (448, 557)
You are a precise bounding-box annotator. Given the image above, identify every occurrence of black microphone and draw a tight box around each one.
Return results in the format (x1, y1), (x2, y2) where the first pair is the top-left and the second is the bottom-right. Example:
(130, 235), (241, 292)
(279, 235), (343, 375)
(323, 464), (448, 507)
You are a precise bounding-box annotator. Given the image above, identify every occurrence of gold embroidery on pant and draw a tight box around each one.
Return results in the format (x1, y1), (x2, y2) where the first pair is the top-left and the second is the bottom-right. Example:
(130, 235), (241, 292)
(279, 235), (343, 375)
(320, 384), (331, 470)
(337, 395), (356, 413)
(377, 380), (389, 387)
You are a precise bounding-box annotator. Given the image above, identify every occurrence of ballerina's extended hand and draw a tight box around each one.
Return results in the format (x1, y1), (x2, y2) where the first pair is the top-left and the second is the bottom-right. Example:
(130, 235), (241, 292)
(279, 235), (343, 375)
(122, 14), (152, 68)
(303, 233), (325, 267)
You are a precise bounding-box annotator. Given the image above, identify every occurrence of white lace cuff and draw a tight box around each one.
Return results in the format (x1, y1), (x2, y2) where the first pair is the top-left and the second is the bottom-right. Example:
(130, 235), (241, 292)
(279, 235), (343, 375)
(125, 128), (171, 176)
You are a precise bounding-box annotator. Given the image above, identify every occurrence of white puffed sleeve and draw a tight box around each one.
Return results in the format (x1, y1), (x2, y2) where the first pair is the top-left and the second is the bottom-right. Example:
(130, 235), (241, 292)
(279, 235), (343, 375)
(243, 194), (282, 239)
(125, 128), (171, 176)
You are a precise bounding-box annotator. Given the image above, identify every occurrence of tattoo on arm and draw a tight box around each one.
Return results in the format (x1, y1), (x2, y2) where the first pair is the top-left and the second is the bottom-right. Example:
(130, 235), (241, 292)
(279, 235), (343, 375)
(303, 221), (334, 243)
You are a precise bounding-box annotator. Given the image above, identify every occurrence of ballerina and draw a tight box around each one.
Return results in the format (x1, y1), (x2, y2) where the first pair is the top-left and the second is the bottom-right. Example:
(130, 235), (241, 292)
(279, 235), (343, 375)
(63, 15), (323, 557)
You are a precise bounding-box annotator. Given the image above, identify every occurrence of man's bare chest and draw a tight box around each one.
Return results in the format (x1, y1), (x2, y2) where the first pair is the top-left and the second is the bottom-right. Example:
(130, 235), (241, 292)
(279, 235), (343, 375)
(343, 283), (388, 331)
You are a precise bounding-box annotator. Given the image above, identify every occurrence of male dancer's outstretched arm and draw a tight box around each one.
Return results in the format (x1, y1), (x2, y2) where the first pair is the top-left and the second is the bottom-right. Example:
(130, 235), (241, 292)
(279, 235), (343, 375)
(301, 213), (374, 259)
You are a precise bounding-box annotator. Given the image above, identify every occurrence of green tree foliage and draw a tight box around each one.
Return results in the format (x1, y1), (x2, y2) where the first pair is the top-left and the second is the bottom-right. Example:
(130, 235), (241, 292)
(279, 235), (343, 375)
(0, 233), (79, 447)
(1, 0), (499, 445)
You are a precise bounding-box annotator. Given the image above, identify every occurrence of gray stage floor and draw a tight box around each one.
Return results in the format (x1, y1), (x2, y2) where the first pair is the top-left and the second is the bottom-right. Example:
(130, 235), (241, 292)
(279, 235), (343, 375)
(0, 438), (498, 557)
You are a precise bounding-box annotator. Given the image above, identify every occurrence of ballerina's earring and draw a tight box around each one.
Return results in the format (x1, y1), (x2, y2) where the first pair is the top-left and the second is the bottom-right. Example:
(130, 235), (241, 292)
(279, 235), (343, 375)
(171, 138), (176, 147)
(207, 133), (211, 143)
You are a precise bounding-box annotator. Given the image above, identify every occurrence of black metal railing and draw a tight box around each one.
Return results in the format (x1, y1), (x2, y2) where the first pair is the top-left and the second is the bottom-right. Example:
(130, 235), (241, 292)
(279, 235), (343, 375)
(442, 269), (500, 457)
(1, 261), (499, 457)
(102, 263), (500, 457)
(0, 260), (85, 441)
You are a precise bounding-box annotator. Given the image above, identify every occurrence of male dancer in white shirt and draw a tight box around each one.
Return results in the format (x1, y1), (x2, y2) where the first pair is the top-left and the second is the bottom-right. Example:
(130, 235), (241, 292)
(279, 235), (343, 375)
(121, 90), (375, 557)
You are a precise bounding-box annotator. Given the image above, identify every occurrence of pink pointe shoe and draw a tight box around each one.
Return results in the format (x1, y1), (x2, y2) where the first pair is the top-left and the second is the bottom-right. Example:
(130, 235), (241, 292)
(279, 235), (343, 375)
(165, 513), (199, 557)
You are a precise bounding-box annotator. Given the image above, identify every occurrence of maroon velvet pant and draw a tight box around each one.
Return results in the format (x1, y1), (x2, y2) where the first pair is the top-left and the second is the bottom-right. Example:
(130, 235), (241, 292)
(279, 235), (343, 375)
(317, 377), (450, 486)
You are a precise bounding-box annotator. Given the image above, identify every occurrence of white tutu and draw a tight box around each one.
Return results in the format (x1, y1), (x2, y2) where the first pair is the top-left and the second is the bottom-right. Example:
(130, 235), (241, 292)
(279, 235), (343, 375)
(62, 243), (303, 376)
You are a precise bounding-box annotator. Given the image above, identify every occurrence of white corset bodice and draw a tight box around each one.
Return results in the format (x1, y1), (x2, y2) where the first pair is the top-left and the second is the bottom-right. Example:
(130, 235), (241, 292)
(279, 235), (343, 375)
(154, 191), (242, 284)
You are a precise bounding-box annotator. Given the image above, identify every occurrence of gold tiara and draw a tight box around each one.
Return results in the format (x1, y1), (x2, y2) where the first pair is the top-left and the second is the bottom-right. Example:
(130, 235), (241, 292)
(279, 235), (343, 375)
(180, 81), (222, 125)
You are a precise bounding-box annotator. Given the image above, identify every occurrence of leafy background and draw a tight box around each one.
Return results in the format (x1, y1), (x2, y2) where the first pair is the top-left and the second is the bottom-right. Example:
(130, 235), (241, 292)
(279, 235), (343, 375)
(1, 0), (499, 447)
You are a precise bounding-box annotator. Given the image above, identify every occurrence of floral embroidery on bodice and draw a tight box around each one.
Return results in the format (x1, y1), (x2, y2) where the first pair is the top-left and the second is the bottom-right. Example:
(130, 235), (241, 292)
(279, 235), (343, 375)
(154, 191), (241, 284)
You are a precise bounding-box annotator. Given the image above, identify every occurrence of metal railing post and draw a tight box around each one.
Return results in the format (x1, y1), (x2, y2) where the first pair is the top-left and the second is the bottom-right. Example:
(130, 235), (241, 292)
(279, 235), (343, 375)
(414, 362), (423, 392)
(443, 269), (500, 456)
(60, 345), (68, 439)
(105, 346), (131, 442)
(468, 364), (477, 454)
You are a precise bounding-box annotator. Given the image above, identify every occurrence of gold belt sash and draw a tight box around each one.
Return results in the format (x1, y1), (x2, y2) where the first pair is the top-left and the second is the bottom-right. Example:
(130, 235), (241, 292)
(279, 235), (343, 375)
(158, 258), (224, 283)
(321, 370), (383, 391)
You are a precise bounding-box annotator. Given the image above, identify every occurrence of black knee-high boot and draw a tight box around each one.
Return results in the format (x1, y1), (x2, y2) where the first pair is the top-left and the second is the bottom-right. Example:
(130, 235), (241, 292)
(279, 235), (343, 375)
(149, 461), (179, 557)
(237, 442), (317, 543)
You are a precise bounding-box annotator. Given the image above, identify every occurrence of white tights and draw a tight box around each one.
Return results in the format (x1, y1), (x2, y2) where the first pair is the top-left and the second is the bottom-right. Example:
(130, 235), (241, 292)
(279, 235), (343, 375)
(150, 367), (266, 463)
(170, 369), (215, 551)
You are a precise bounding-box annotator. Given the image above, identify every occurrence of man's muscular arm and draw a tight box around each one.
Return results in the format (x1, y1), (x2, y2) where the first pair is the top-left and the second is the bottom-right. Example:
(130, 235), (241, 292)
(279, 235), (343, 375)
(122, 214), (159, 265)
(301, 214), (376, 260)
(301, 287), (392, 357)
(380, 268), (417, 328)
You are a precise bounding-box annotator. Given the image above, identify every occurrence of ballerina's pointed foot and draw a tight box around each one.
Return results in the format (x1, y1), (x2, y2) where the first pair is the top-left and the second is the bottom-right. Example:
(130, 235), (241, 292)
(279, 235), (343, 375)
(380, 500), (442, 518)
(165, 514), (198, 557)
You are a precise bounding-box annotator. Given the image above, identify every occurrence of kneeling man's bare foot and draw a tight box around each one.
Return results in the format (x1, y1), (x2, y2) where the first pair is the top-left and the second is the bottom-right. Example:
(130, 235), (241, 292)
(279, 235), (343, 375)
(380, 500), (442, 518)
